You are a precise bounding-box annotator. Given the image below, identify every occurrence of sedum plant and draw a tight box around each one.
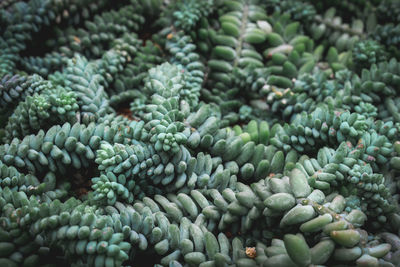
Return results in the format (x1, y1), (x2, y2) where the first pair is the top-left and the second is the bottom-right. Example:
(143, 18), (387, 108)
(1, 0), (400, 266)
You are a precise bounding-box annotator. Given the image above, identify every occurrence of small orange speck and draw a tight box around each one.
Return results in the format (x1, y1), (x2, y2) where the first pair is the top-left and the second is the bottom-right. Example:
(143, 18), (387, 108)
(246, 247), (257, 258)
(73, 36), (81, 43)
(167, 33), (173, 39)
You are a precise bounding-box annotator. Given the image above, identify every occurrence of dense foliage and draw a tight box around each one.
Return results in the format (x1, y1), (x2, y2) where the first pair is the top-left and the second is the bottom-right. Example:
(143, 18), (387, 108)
(1, 0), (400, 266)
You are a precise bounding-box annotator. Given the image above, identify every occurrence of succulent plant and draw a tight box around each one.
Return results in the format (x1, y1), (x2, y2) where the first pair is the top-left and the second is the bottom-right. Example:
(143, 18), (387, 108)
(1, 0), (400, 266)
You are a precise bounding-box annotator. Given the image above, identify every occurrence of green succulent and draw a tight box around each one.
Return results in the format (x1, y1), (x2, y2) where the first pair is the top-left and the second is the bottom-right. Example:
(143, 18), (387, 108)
(1, 0), (400, 266)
